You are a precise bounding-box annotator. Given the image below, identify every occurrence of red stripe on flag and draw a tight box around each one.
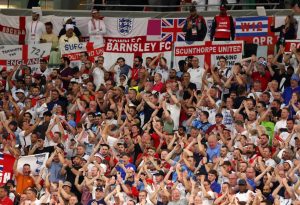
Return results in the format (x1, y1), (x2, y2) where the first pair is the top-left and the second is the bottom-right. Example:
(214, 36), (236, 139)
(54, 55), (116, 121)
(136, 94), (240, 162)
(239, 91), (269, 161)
(0, 60), (6, 65)
(22, 45), (28, 64)
(204, 41), (212, 67)
(19, 16), (26, 45)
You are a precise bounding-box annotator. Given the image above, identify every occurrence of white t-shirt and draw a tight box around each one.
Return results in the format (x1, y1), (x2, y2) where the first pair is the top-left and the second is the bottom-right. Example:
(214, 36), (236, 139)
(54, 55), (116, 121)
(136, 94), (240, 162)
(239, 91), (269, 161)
(274, 119), (287, 133)
(235, 190), (254, 203)
(187, 67), (205, 90)
(197, 190), (215, 205)
(92, 67), (105, 88)
(166, 103), (181, 130)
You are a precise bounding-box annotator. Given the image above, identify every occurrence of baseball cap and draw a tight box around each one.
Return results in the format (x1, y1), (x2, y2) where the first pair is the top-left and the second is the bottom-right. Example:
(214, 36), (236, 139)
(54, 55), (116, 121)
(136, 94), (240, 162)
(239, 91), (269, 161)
(95, 186), (104, 192)
(291, 74), (300, 82)
(63, 181), (72, 187)
(215, 113), (223, 118)
(238, 179), (247, 185)
(16, 89), (25, 94)
(153, 170), (165, 176)
(284, 160), (293, 168)
(220, 3), (227, 10)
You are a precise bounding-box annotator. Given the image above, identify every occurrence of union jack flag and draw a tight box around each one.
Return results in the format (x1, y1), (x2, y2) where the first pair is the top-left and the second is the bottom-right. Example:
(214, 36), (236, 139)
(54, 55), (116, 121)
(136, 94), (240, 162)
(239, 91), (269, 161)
(161, 18), (186, 42)
(0, 152), (3, 160)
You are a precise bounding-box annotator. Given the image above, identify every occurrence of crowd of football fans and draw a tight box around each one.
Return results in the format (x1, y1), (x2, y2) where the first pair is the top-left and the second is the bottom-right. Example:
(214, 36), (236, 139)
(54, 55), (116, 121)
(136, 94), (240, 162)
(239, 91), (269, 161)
(2, 1), (300, 205)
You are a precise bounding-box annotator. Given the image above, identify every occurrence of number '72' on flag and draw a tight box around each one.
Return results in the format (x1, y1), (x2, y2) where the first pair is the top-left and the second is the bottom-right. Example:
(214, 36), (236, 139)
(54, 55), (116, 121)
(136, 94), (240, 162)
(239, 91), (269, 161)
(235, 16), (268, 37)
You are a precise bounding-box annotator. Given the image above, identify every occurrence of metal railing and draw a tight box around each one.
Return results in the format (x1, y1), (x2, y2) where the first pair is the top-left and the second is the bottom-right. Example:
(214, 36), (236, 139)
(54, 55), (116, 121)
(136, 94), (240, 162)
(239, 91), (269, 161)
(81, 2), (281, 10)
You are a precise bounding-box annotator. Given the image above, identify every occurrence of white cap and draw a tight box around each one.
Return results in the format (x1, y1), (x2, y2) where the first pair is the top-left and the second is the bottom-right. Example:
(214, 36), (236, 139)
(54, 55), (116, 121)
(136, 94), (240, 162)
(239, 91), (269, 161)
(284, 160), (293, 168)
(32, 7), (42, 16)
(16, 89), (25, 94)
(66, 24), (74, 31)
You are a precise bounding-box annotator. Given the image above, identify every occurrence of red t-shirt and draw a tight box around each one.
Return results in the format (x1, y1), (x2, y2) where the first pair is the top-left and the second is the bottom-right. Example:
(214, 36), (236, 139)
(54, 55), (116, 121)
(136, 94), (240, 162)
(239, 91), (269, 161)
(152, 82), (164, 93)
(0, 197), (13, 205)
(251, 71), (272, 91)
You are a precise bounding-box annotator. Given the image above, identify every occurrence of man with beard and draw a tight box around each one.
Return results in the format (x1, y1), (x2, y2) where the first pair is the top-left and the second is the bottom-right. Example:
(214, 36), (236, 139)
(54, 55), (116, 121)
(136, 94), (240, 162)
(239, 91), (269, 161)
(25, 10), (45, 44)
(183, 6), (207, 42)
(59, 57), (74, 89)
(131, 56), (146, 81)
(244, 143), (258, 166)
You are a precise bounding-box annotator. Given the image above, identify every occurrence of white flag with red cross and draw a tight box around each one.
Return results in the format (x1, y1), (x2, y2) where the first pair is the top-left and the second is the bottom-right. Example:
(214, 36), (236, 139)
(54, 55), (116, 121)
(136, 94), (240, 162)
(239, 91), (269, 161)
(0, 43), (51, 71)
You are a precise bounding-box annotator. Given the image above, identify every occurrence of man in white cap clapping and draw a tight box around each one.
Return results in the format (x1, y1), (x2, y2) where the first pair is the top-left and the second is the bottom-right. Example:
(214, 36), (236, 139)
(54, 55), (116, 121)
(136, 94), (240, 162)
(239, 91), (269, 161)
(25, 8), (45, 44)
(88, 8), (106, 46)
(58, 24), (79, 46)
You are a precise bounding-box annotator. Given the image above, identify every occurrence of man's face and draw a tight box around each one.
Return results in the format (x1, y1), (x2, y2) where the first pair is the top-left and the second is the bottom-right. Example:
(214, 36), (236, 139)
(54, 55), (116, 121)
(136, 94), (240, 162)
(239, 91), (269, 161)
(208, 173), (216, 182)
(66, 28), (74, 37)
(134, 58), (141, 67)
(32, 13), (39, 21)
(23, 165), (31, 176)
(191, 57), (199, 68)
(219, 58), (226, 68)
(239, 184), (247, 192)
(287, 120), (294, 130)
(0, 188), (6, 198)
(45, 25), (52, 34)
(117, 59), (125, 67)
(100, 146), (109, 155)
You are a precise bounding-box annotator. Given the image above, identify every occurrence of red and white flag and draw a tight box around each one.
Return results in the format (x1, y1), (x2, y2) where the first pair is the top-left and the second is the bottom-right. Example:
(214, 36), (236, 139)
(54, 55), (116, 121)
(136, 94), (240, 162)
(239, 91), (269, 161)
(60, 42), (104, 68)
(174, 41), (243, 68)
(0, 153), (15, 186)
(0, 43), (51, 71)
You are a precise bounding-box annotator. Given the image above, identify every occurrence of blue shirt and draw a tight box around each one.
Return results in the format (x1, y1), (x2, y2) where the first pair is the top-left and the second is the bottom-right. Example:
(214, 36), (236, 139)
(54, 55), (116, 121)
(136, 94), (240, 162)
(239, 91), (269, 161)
(49, 162), (65, 183)
(172, 164), (194, 182)
(211, 181), (221, 194)
(283, 86), (300, 105)
(192, 120), (211, 133)
(247, 178), (256, 190)
(206, 143), (221, 162)
(116, 163), (136, 179)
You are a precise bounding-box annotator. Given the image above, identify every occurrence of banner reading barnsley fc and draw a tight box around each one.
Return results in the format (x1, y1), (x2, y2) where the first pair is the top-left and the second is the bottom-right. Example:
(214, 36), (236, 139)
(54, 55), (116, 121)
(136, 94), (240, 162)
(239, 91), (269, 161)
(60, 42), (104, 68)
(103, 36), (173, 68)
(0, 153), (15, 186)
(0, 43), (51, 71)
(174, 41), (243, 68)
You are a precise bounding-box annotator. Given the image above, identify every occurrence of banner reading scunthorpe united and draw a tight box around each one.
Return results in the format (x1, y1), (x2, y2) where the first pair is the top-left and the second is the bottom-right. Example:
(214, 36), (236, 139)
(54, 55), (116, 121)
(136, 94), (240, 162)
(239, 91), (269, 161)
(0, 43), (51, 71)
(174, 41), (243, 68)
